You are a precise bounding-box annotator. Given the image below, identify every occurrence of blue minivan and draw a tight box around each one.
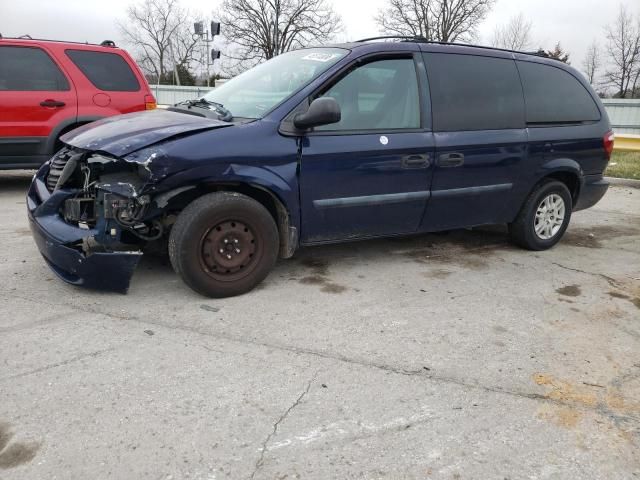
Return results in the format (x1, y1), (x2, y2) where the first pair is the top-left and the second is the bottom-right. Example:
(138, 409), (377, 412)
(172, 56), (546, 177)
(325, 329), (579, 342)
(27, 38), (614, 297)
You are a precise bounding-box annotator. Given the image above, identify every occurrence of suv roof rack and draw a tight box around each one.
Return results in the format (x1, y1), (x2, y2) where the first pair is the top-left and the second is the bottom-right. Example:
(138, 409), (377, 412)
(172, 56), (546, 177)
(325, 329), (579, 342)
(354, 35), (557, 60)
(0, 35), (117, 48)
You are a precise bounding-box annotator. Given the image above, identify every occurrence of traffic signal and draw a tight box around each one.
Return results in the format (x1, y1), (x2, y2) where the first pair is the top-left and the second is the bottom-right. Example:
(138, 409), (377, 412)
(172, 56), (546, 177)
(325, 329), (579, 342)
(211, 22), (221, 64)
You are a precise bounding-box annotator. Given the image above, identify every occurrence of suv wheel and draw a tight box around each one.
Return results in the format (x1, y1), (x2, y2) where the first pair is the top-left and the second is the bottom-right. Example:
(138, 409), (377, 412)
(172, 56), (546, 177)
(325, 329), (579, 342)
(169, 192), (279, 297)
(509, 180), (572, 251)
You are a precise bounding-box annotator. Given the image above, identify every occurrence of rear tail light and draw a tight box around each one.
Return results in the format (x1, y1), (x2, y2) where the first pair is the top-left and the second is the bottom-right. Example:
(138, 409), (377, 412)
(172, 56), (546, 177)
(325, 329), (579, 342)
(603, 130), (615, 160)
(144, 94), (157, 110)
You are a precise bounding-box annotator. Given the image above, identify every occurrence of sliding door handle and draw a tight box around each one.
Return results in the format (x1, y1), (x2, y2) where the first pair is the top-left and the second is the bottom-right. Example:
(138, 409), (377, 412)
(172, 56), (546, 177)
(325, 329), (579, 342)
(438, 152), (465, 167)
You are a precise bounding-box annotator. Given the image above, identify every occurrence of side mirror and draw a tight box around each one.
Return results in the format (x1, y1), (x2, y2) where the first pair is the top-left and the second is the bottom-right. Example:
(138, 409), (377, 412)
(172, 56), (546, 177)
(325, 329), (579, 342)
(293, 97), (341, 130)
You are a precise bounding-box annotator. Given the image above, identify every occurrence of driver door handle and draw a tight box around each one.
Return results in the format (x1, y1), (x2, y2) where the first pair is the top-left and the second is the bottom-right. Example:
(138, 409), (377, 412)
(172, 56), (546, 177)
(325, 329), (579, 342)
(40, 99), (66, 108)
(401, 154), (430, 169)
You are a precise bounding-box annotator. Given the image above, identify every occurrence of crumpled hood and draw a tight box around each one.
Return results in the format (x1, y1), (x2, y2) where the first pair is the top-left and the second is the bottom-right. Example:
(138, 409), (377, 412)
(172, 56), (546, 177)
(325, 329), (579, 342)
(61, 109), (232, 157)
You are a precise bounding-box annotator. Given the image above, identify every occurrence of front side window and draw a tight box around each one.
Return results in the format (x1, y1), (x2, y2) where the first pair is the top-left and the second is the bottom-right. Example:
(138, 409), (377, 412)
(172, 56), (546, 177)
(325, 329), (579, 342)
(517, 61), (600, 124)
(317, 58), (421, 131)
(0, 46), (69, 91)
(424, 53), (525, 132)
(66, 50), (140, 92)
(203, 48), (348, 119)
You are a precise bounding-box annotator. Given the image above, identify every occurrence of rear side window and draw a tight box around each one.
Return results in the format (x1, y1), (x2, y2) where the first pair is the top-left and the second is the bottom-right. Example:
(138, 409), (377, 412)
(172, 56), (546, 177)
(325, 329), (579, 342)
(424, 53), (525, 132)
(0, 46), (69, 91)
(517, 61), (600, 124)
(66, 49), (140, 92)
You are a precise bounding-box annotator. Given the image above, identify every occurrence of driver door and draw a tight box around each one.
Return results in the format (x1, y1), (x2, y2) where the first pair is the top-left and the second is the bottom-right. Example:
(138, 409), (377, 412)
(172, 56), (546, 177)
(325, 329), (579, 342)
(299, 54), (434, 243)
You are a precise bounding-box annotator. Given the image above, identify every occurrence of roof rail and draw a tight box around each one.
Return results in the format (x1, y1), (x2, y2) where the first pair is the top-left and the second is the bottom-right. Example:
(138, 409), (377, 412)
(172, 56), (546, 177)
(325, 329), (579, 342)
(354, 36), (562, 60)
(523, 49), (550, 58)
(356, 35), (428, 43)
(100, 40), (116, 47)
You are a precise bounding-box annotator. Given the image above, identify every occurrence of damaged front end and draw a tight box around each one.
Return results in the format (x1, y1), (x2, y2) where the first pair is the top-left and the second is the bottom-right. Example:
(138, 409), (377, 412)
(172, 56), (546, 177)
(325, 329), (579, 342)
(27, 147), (172, 293)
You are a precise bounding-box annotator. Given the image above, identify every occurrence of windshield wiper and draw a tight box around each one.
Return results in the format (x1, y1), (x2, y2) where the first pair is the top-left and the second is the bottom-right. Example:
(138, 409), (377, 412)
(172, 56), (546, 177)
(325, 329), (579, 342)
(179, 98), (233, 122)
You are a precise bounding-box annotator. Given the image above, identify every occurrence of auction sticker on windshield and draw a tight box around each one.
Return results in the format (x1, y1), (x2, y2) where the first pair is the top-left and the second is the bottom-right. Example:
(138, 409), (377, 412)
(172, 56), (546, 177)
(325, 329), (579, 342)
(302, 52), (342, 62)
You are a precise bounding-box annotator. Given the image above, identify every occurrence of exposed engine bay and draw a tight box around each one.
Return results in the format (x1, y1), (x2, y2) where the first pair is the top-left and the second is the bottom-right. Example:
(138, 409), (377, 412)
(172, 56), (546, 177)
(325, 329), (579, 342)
(49, 147), (178, 255)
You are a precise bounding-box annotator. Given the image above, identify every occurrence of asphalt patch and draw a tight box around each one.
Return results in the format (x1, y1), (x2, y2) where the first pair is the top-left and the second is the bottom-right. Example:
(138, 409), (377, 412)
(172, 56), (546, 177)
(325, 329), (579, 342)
(556, 285), (582, 297)
(0, 422), (40, 470)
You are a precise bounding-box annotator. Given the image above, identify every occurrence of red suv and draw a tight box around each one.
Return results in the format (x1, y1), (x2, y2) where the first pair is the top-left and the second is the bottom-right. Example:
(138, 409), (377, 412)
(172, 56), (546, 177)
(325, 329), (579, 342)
(0, 36), (156, 169)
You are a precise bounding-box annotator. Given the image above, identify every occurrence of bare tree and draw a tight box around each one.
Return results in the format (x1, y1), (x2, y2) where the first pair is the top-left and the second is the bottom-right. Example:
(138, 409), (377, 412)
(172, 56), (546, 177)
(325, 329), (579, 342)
(604, 4), (640, 98)
(119, 0), (199, 83)
(582, 40), (601, 85)
(491, 13), (532, 51)
(375, 0), (496, 43)
(217, 0), (342, 72)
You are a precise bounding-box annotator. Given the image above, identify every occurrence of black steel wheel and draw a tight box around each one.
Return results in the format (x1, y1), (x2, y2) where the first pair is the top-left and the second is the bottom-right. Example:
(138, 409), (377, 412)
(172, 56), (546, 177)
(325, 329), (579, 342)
(199, 220), (259, 280)
(169, 192), (279, 297)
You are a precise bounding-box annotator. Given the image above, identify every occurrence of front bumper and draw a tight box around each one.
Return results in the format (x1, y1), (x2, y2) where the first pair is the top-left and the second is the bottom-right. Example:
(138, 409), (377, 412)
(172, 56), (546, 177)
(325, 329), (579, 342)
(27, 166), (142, 293)
(574, 174), (609, 211)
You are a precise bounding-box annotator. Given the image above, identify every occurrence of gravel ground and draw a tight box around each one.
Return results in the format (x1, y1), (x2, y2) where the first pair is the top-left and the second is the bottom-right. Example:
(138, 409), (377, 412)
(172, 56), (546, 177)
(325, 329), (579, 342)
(1, 170), (639, 480)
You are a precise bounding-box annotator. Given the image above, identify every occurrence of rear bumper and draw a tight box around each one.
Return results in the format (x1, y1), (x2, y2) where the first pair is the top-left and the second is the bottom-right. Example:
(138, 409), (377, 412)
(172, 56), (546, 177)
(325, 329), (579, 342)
(574, 174), (609, 211)
(27, 166), (142, 293)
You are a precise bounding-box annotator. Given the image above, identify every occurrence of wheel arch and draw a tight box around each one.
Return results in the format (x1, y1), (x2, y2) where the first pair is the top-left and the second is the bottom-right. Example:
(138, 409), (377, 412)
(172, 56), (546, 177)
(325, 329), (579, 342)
(159, 181), (298, 259)
(536, 158), (582, 205)
(209, 182), (297, 259)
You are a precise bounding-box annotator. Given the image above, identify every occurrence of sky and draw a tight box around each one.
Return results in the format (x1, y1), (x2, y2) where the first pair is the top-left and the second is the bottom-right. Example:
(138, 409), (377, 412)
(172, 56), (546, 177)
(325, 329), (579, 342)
(1, 0), (639, 78)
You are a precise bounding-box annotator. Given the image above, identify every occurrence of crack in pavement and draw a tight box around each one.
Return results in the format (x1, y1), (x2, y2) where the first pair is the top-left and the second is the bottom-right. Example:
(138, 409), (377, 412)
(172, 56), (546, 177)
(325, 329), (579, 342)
(0, 314), (77, 334)
(0, 293), (636, 420)
(547, 261), (640, 340)
(0, 347), (116, 381)
(550, 261), (623, 288)
(249, 371), (317, 480)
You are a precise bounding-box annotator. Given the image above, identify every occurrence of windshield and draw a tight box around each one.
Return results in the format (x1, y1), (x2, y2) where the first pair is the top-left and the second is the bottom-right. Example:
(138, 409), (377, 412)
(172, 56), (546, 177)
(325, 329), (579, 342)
(203, 48), (348, 119)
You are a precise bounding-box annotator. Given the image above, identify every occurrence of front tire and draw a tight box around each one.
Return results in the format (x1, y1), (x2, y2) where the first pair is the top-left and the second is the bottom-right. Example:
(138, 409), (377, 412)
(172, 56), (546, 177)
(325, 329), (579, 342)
(168, 192), (279, 297)
(510, 180), (572, 251)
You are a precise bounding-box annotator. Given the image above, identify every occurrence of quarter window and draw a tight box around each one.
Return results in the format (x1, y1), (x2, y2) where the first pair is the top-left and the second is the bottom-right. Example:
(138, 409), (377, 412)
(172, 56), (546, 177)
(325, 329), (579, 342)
(0, 46), (69, 91)
(517, 61), (600, 124)
(424, 53), (525, 132)
(66, 49), (140, 92)
(317, 58), (421, 131)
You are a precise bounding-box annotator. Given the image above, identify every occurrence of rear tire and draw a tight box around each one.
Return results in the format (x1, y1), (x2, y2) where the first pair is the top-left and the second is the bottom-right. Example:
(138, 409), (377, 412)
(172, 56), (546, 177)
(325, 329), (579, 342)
(509, 180), (572, 251)
(168, 192), (279, 297)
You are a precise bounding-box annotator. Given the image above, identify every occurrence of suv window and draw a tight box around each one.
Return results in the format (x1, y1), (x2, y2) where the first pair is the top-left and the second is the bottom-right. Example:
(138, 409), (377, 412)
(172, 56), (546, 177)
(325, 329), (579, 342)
(317, 58), (421, 131)
(424, 53), (525, 132)
(517, 61), (600, 124)
(0, 46), (69, 91)
(66, 49), (140, 92)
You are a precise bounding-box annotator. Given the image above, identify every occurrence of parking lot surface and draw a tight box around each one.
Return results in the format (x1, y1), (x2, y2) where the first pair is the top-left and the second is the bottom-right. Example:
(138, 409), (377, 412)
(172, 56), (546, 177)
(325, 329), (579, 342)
(1, 170), (639, 479)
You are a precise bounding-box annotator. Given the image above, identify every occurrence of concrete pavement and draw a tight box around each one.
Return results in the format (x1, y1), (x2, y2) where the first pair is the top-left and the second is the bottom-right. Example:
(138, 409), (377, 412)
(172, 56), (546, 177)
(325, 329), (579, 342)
(1, 170), (639, 479)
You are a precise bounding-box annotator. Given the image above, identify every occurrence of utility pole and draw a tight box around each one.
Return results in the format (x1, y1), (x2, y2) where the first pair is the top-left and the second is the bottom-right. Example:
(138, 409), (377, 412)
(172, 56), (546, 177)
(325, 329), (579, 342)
(168, 40), (180, 86)
(273, 0), (280, 57)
